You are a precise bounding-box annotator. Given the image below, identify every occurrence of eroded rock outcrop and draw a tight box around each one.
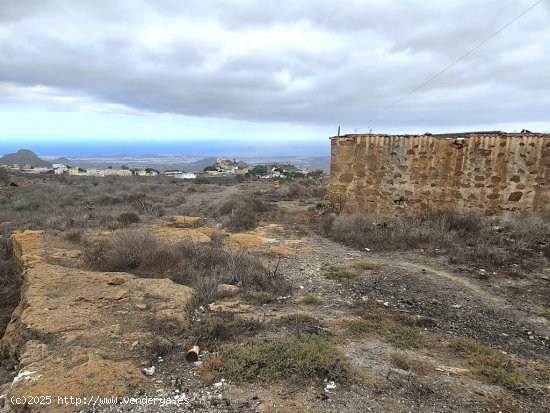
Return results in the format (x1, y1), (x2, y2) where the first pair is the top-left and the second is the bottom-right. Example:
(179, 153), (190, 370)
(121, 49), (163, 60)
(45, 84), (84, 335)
(1, 230), (195, 412)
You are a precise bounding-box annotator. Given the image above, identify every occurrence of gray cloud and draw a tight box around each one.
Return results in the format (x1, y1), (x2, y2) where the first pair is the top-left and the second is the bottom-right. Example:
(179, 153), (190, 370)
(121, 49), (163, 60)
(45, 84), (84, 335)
(0, 0), (548, 130)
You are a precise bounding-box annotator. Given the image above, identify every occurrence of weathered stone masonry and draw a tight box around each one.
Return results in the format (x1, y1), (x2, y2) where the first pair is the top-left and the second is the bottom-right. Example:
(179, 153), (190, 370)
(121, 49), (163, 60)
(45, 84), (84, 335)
(329, 132), (550, 214)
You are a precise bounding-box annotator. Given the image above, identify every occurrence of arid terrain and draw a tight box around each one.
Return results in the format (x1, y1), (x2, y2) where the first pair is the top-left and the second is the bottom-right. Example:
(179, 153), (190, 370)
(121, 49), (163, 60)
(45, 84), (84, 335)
(0, 174), (549, 412)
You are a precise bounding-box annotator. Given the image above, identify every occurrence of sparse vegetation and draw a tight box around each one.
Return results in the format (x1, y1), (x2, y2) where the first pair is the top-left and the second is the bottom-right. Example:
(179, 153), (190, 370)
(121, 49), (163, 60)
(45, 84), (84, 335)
(342, 319), (377, 336)
(0, 168), (10, 186)
(190, 312), (264, 348)
(323, 261), (381, 283)
(277, 313), (324, 334)
(382, 324), (434, 349)
(145, 316), (186, 357)
(301, 293), (324, 306)
(0, 175), (198, 230)
(317, 191), (348, 214)
(117, 211), (140, 226)
(342, 318), (433, 349)
(447, 337), (531, 393)
(324, 264), (357, 282)
(0, 232), (20, 346)
(389, 352), (432, 375)
(353, 260), (384, 271)
(63, 229), (83, 244)
(2, 172), (549, 411)
(215, 194), (271, 232)
(327, 208), (550, 270)
(0, 232), (16, 287)
(269, 182), (328, 201)
(82, 227), (291, 304)
(192, 176), (211, 184)
(200, 334), (349, 384)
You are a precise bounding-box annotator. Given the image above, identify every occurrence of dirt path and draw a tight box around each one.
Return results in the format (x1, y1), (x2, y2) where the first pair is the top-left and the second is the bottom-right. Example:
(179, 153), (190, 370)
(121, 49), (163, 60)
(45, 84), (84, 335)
(389, 260), (550, 331)
(260, 224), (550, 363)
(387, 260), (504, 303)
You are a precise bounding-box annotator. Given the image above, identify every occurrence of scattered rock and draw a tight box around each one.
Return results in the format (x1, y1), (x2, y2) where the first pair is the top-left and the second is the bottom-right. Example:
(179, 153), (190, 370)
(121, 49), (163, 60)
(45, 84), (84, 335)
(169, 215), (205, 228)
(217, 284), (240, 295)
(106, 275), (127, 285)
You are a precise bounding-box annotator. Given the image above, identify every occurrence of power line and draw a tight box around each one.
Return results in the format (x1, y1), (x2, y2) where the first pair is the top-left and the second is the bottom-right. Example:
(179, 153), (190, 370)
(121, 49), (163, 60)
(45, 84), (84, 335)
(366, 0), (545, 122)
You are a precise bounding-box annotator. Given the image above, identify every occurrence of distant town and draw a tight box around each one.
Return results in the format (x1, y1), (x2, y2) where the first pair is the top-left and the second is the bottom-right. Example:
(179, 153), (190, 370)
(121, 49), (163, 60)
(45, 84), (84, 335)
(0, 155), (321, 180)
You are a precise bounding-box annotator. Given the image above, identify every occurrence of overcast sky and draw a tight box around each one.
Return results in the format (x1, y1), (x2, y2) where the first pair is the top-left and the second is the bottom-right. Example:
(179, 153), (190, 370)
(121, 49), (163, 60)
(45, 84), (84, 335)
(0, 0), (549, 155)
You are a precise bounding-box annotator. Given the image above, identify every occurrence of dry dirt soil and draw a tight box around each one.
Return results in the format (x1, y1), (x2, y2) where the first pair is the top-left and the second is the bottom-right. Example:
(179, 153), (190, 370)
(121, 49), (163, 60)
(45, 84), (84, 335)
(1, 178), (549, 413)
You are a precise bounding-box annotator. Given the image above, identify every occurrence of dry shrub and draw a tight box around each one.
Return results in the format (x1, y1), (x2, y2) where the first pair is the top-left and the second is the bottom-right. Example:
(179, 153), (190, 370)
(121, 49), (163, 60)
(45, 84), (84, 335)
(329, 209), (481, 251)
(268, 182), (328, 201)
(0, 168), (10, 186)
(82, 228), (291, 304)
(64, 229), (83, 244)
(0, 233), (13, 260)
(0, 232), (16, 287)
(193, 176), (211, 184)
(301, 294), (324, 306)
(191, 275), (220, 305)
(0, 174), (256, 233)
(309, 184), (328, 198)
(225, 204), (258, 232)
(216, 195), (270, 232)
(218, 195), (269, 215)
(0, 232), (20, 340)
(145, 316), (187, 357)
(281, 183), (311, 199)
(190, 312), (264, 348)
(82, 228), (167, 272)
(117, 211), (141, 226)
(327, 208), (549, 271)
(134, 200), (162, 217)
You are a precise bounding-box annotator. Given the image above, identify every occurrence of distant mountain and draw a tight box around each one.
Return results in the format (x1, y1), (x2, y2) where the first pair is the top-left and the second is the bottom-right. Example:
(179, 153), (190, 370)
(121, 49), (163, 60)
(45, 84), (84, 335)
(50, 157), (72, 165)
(0, 149), (52, 167)
(183, 157), (218, 172)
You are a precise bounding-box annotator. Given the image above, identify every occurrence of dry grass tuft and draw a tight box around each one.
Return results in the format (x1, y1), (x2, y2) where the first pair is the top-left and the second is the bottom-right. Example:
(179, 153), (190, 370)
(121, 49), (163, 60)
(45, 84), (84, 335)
(301, 294), (324, 306)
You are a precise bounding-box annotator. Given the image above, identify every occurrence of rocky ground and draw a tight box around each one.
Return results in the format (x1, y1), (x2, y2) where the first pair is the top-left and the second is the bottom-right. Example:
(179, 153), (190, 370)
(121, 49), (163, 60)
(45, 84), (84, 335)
(1, 179), (549, 412)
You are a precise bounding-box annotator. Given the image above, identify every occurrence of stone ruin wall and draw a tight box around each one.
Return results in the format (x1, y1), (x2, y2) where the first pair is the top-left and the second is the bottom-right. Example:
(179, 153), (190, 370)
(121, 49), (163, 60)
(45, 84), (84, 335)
(329, 133), (550, 215)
